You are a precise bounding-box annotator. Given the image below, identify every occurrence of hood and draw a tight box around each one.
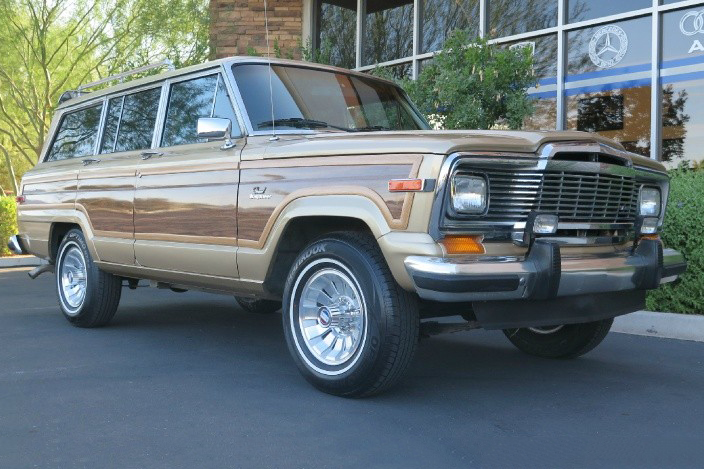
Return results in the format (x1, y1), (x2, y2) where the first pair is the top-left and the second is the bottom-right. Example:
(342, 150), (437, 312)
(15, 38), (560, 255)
(258, 130), (665, 172)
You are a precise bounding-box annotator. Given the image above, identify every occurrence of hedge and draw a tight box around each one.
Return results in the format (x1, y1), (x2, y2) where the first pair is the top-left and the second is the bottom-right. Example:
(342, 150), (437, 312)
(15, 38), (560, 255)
(646, 169), (704, 314)
(0, 196), (18, 257)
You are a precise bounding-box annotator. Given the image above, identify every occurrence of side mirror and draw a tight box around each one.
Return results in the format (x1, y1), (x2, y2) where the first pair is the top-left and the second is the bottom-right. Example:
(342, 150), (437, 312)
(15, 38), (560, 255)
(197, 117), (235, 150)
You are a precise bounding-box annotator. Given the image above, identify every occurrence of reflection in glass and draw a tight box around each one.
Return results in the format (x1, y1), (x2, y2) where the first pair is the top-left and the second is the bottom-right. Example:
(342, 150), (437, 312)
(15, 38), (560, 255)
(504, 35), (557, 130)
(567, 0), (649, 23)
(114, 87), (161, 153)
(422, 0), (479, 53)
(317, 0), (356, 69)
(232, 64), (428, 132)
(162, 75), (218, 147)
(212, 77), (240, 136)
(100, 97), (123, 154)
(567, 86), (651, 156)
(363, 0), (413, 66)
(662, 8), (704, 64)
(47, 105), (102, 161)
(488, 0), (557, 38)
(661, 81), (701, 168)
(567, 17), (650, 76)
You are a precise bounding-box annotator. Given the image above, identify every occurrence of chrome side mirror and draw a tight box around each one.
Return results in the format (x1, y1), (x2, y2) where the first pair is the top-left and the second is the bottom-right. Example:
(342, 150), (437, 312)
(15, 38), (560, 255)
(197, 117), (235, 150)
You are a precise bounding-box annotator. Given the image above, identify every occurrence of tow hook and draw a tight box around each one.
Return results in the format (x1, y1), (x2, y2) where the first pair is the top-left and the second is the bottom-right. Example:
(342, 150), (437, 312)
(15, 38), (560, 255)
(28, 263), (54, 280)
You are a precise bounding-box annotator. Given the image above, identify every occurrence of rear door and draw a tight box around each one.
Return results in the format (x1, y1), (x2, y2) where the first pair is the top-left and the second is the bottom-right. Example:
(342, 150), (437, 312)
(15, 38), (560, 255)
(133, 69), (243, 278)
(76, 84), (163, 265)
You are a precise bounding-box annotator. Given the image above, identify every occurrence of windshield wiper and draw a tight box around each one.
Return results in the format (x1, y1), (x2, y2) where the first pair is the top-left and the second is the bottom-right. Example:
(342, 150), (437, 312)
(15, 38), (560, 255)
(257, 117), (352, 132)
(353, 125), (393, 132)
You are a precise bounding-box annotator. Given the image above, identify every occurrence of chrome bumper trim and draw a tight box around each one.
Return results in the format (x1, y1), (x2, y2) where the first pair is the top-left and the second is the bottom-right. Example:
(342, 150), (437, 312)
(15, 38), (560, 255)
(404, 244), (685, 303)
(7, 235), (25, 255)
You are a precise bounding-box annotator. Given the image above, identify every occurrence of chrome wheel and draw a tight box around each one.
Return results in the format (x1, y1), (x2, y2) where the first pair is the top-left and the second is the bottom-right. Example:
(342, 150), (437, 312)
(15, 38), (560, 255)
(58, 242), (88, 315)
(528, 325), (564, 335)
(294, 259), (367, 370)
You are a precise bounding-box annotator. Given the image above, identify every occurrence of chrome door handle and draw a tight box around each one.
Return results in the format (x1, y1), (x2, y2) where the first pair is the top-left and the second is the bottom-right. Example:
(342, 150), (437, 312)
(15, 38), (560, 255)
(82, 158), (100, 166)
(140, 151), (163, 160)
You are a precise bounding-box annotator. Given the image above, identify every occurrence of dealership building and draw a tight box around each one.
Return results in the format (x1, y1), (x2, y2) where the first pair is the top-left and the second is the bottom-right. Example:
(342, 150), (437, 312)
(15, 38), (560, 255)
(210, 0), (704, 167)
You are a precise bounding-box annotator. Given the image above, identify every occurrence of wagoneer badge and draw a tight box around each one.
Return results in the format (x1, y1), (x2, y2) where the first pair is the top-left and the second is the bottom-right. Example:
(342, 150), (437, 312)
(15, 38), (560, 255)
(249, 186), (271, 200)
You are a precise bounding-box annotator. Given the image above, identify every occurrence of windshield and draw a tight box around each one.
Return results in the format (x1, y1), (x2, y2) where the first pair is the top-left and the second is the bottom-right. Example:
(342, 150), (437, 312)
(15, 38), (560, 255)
(231, 64), (430, 132)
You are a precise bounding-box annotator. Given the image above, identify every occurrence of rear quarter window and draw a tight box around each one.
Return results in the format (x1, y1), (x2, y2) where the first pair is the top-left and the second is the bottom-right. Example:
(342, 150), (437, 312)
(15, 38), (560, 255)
(46, 104), (102, 161)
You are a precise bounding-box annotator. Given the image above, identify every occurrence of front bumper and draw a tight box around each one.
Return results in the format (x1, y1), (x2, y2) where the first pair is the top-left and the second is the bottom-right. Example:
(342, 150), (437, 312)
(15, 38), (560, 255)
(405, 239), (686, 303)
(7, 235), (26, 255)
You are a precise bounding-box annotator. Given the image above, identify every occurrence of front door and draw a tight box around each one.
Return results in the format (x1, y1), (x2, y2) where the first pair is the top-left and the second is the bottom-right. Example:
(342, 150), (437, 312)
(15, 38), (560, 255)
(133, 71), (243, 279)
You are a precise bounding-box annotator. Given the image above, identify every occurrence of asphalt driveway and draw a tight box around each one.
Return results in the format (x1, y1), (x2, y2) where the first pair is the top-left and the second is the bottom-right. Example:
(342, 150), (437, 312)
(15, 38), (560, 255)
(1, 266), (703, 468)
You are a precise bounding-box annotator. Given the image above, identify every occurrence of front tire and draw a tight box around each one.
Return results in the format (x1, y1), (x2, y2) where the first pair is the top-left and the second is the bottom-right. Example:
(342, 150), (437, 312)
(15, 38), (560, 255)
(503, 318), (613, 359)
(56, 229), (122, 327)
(282, 232), (419, 397)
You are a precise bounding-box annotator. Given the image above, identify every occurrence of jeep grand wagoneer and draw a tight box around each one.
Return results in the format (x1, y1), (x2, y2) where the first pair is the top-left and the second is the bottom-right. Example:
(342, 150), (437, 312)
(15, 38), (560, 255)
(8, 58), (686, 396)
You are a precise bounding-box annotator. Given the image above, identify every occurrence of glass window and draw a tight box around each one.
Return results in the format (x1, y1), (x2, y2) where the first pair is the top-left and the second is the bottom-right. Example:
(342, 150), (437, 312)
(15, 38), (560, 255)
(161, 75), (218, 147)
(46, 104), (102, 161)
(363, 0), (414, 66)
(566, 18), (651, 156)
(505, 35), (558, 131)
(232, 64), (428, 132)
(567, 0), (650, 23)
(100, 96), (123, 154)
(212, 77), (240, 135)
(660, 8), (704, 168)
(317, 0), (357, 69)
(488, 0), (557, 38)
(422, 0), (480, 53)
(113, 87), (161, 153)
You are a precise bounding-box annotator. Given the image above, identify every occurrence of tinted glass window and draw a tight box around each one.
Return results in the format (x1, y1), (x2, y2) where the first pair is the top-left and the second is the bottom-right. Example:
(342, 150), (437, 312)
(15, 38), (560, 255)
(46, 104), (102, 161)
(363, 0), (414, 66)
(422, 0), (479, 53)
(488, 0), (557, 37)
(100, 96), (123, 154)
(232, 64), (428, 132)
(212, 77), (240, 134)
(161, 75), (218, 147)
(568, 0), (650, 23)
(317, 0), (357, 69)
(114, 87), (161, 153)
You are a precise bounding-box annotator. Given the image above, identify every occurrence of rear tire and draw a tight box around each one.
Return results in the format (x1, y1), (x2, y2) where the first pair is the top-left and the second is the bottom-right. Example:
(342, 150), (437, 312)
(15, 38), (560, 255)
(56, 229), (121, 328)
(235, 296), (281, 314)
(503, 318), (613, 359)
(282, 232), (419, 397)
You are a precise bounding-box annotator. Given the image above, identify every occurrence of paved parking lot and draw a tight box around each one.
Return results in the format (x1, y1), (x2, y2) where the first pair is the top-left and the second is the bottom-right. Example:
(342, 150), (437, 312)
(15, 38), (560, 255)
(1, 266), (703, 468)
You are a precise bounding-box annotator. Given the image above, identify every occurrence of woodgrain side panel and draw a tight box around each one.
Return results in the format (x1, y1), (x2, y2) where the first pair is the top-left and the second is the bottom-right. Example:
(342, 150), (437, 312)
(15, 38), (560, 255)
(76, 175), (136, 235)
(238, 156), (421, 246)
(134, 169), (238, 241)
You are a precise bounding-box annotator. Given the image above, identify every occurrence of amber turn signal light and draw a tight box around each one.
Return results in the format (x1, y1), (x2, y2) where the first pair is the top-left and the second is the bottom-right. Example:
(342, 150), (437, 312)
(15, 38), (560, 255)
(441, 235), (485, 254)
(640, 234), (660, 241)
(388, 179), (424, 192)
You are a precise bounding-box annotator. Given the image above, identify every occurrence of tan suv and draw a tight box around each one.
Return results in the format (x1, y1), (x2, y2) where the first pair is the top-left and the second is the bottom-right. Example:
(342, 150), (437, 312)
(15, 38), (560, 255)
(9, 58), (686, 397)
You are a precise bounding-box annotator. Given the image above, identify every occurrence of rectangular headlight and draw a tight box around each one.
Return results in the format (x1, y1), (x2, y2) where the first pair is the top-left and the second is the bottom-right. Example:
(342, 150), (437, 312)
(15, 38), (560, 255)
(640, 187), (661, 216)
(451, 175), (487, 214)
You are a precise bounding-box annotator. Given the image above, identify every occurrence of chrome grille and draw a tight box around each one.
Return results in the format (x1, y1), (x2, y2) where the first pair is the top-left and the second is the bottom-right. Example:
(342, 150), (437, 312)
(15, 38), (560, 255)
(475, 170), (638, 223)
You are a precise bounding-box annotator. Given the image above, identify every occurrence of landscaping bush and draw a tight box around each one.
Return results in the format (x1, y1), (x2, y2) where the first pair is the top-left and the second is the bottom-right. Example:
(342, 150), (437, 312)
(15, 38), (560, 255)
(0, 196), (18, 257)
(646, 169), (704, 314)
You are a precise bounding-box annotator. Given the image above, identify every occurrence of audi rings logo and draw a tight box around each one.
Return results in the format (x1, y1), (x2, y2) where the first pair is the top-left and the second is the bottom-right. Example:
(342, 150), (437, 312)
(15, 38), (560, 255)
(680, 10), (704, 36)
(589, 25), (628, 69)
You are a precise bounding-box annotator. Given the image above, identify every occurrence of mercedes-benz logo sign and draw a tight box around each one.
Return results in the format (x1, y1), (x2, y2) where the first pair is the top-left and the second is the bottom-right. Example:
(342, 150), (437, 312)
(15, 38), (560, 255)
(589, 25), (628, 69)
(680, 10), (704, 36)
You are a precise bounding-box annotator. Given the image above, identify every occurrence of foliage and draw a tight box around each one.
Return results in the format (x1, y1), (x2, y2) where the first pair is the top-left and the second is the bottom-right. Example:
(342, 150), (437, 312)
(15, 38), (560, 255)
(647, 168), (704, 314)
(403, 31), (536, 130)
(0, 196), (17, 256)
(0, 0), (210, 190)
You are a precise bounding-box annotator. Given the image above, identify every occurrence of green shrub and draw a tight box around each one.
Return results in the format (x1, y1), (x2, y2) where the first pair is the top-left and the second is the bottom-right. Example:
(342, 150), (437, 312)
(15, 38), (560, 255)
(0, 196), (18, 257)
(646, 169), (704, 314)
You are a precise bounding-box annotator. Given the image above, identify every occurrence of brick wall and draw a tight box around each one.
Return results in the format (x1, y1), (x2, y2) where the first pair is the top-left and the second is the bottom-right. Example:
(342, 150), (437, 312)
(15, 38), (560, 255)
(210, 0), (304, 59)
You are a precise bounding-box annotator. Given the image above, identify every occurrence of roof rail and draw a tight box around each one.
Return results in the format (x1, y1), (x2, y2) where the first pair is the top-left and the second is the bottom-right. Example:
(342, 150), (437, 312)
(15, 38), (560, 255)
(58, 59), (176, 105)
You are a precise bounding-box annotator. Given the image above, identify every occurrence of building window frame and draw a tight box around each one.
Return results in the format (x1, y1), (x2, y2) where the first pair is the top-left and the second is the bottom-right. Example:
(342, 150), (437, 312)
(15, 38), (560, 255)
(306, 0), (704, 161)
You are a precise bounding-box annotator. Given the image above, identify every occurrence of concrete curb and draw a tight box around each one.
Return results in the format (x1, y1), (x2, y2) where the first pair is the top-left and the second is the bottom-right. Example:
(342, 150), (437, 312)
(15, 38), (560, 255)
(613, 310), (704, 343)
(0, 256), (46, 268)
